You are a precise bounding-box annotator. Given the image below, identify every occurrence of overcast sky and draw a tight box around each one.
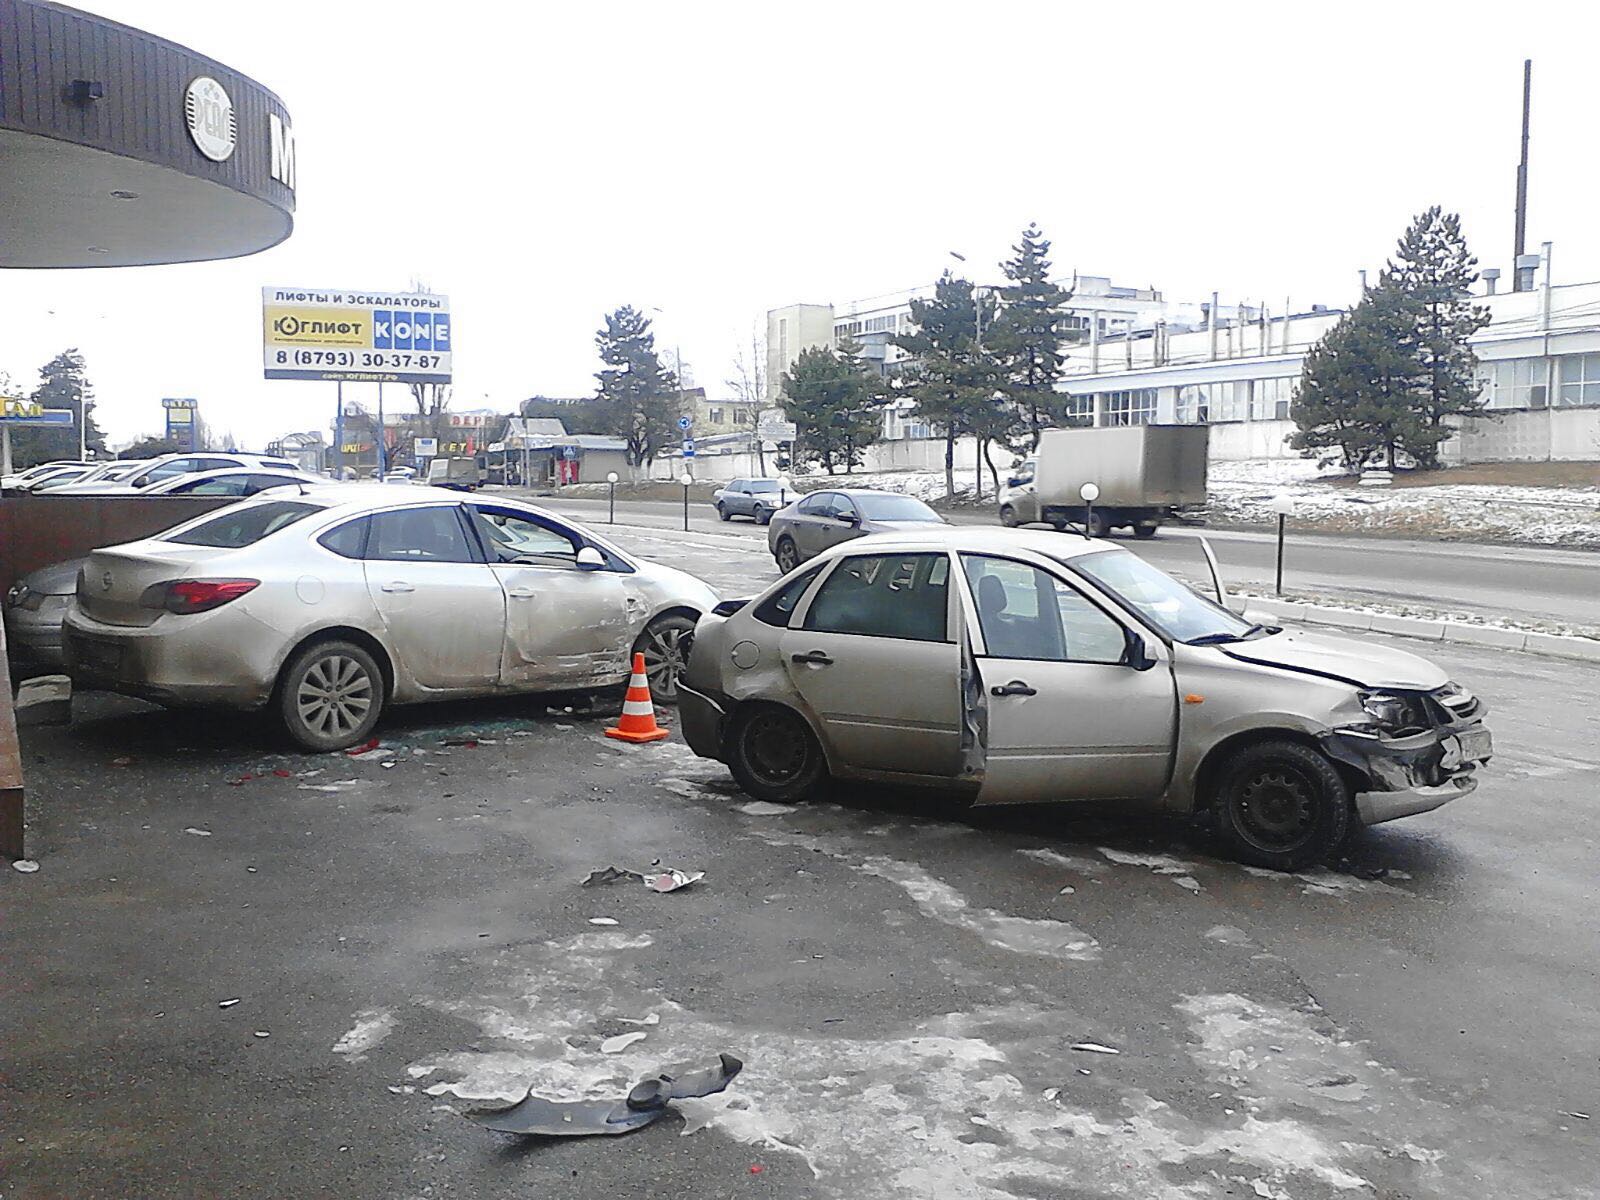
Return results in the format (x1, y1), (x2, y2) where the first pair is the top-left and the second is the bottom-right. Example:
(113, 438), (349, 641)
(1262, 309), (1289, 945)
(3, 0), (1597, 449)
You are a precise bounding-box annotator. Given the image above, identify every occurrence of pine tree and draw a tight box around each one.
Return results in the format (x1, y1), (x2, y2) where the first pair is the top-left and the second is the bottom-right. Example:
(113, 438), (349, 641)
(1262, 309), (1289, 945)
(11, 349), (102, 466)
(1385, 206), (1491, 467)
(893, 273), (1004, 499)
(987, 223), (1073, 451)
(779, 340), (882, 474)
(592, 306), (682, 469)
(1290, 283), (1415, 469)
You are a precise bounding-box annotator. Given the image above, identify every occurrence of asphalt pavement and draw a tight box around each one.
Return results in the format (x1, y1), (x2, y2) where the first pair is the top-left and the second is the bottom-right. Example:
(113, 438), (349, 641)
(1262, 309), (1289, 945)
(530, 491), (1600, 634)
(4, 524), (1598, 1199)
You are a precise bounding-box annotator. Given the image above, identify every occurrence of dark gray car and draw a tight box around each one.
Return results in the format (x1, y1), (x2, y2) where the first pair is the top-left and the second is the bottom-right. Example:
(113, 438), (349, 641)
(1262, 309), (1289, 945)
(766, 488), (945, 572)
(713, 478), (786, 524)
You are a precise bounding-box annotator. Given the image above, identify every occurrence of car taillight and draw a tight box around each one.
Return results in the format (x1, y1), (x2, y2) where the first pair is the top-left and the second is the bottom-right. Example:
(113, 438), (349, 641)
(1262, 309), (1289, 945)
(139, 578), (260, 614)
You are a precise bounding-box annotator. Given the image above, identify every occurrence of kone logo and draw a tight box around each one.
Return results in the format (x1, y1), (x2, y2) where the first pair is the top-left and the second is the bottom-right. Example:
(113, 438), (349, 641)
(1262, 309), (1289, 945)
(373, 311), (452, 353)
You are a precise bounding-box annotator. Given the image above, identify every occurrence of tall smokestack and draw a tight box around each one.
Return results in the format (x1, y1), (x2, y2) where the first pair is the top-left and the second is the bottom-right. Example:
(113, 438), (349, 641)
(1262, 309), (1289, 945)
(1514, 59), (1531, 288)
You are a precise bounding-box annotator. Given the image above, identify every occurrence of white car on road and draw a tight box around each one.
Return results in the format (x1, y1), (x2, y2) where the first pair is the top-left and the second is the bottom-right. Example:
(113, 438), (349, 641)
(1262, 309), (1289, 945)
(64, 486), (718, 750)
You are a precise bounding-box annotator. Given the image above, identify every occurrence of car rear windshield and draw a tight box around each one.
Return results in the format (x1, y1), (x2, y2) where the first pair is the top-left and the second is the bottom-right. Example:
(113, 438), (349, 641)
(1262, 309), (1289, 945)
(164, 501), (324, 548)
(854, 494), (938, 521)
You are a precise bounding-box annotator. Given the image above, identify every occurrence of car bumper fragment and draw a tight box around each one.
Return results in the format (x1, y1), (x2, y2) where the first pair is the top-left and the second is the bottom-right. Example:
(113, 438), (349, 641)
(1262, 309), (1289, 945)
(1321, 724), (1492, 827)
(675, 681), (727, 762)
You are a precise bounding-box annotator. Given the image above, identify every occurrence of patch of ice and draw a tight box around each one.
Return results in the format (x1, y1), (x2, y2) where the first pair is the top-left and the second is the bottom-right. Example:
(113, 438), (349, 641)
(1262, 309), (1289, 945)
(333, 1008), (397, 1061)
(600, 1031), (647, 1054)
(738, 800), (797, 816)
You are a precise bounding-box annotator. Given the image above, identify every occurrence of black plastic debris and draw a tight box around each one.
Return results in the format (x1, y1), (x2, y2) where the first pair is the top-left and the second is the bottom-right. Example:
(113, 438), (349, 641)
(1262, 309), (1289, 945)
(464, 1052), (743, 1138)
(581, 866), (645, 888)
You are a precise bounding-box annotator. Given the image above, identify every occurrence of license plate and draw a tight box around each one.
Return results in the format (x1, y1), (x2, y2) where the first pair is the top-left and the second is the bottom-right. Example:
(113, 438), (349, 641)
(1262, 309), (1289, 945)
(1456, 727), (1493, 762)
(77, 639), (123, 675)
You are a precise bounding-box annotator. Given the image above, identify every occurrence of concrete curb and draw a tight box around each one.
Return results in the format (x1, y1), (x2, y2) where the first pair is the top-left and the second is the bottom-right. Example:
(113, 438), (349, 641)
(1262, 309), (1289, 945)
(1244, 599), (1600, 664)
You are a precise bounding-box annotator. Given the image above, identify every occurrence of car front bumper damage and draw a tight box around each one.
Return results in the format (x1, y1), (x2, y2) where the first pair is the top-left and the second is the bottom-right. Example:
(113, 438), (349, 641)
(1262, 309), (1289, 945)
(1322, 722), (1493, 826)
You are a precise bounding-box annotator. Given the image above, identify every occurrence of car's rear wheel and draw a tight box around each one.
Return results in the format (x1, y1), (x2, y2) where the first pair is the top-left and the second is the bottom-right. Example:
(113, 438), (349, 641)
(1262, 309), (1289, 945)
(1212, 740), (1351, 870)
(774, 536), (801, 574)
(726, 705), (826, 803)
(1084, 510), (1110, 538)
(633, 613), (696, 704)
(1134, 524), (1158, 539)
(716, 503), (730, 522)
(278, 640), (383, 752)
(998, 504), (1019, 528)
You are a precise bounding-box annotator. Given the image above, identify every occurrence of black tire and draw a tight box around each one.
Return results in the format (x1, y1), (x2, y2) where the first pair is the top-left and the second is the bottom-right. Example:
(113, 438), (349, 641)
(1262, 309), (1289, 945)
(277, 639), (384, 752)
(998, 504), (1018, 528)
(1084, 510), (1109, 538)
(633, 613), (696, 705)
(1133, 524), (1158, 539)
(774, 536), (801, 574)
(756, 508), (773, 526)
(726, 705), (827, 803)
(1212, 739), (1351, 871)
(716, 503), (731, 522)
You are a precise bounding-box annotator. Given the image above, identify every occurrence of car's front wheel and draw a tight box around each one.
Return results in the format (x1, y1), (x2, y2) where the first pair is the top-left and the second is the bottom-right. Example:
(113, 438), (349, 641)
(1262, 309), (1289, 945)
(633, 613), (696, 704)
(716, 503), (730, 522)
(756, 508), (773, 526)
(278, 639), (384, 752)
(726, 705), (826, 803)
(998, 504), (1019, 528)
(774, 536), (801, 573)
(1212, 739), (1351, 870)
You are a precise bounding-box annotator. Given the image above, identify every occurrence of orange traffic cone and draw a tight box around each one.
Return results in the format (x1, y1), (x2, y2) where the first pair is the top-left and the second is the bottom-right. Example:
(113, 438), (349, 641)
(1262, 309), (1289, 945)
(605, 653), (670, 744)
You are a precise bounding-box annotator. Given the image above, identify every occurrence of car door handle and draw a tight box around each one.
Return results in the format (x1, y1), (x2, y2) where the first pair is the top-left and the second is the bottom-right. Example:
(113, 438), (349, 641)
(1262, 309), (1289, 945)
(380, 582), (415, 594)
(507, 588), (537, 599)
(791, 650), (834, 666)
(991, 680), (1037, 697)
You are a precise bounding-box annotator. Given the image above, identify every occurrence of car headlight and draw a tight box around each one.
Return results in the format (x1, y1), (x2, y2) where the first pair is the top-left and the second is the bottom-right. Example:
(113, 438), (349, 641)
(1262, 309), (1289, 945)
(1358, 690), (1431, 736)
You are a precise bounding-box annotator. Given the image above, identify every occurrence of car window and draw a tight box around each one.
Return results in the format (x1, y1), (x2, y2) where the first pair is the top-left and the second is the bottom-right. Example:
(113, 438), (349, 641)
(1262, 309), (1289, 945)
(748, 480), (781, 494)
(165, 501), (324, 548)
(963, 555), (1126, 663)
(319, 517), (369, 559)
(143, 458), (195, 484)
(797, 493), (830, 514)
(753, 563), (825, 628)
(803, 552), (949, 642)
(177, 474), (253, 496)
(245, 474), (304, 494)
(365, 506), (478, 563)
(468, 506), (580, 566)
(853, 494), (938, 521)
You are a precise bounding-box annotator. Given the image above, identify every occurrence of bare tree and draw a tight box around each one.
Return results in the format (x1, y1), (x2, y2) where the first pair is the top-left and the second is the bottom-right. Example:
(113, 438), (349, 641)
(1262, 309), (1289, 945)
(725, 322), (767, 408)
(408, 275), (454, 441)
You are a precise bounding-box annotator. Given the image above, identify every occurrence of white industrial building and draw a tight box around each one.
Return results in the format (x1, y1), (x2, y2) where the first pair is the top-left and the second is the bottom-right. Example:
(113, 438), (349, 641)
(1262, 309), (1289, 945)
(1060, 251), (1600, 464)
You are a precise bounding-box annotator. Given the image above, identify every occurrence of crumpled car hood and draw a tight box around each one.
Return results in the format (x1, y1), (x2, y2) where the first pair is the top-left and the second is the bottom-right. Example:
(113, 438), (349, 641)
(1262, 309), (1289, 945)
(1223, 627), (1449, 690)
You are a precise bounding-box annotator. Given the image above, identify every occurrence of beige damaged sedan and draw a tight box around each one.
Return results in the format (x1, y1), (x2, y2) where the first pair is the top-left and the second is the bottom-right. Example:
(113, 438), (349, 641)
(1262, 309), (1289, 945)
(64, 486), (717, 750)
(679, 527), (1492, 870)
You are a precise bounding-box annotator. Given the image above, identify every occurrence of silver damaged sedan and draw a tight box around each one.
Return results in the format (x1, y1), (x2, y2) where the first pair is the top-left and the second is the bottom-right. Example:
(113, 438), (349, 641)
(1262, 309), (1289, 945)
(63, 486), (718, 750)
(678, 526), (1492, 870)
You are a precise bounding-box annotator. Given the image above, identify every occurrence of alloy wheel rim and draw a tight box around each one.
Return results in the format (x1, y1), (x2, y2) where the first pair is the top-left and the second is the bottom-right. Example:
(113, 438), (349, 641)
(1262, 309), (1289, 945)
(641, 624), (693, 700)
(296, 654), (373, 738)
(1233, 767), (1316, 852)
(778, 541), (797, 571)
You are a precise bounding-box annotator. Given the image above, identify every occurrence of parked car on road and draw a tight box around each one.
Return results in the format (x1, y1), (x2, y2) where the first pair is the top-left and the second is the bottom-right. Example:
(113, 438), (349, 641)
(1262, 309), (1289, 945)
(63, 486), (717, 750)
(713, 478), (786, 524)
(2, 460), (89, 489)
(5, 558), (79, 672)
(766, 489), (945, 572)
(62, 452), (300, 493)
(20, 463), (102, 491)
(679, 526), (1492, 870)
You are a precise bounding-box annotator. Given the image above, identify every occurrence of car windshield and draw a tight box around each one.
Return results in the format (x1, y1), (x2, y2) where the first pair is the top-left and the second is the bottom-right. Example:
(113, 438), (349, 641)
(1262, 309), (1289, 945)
(854, 494), (939, 522)
(164, 501), (325, 548)
(747, 480), (781, 493)
(1065, 549), (1258, 644)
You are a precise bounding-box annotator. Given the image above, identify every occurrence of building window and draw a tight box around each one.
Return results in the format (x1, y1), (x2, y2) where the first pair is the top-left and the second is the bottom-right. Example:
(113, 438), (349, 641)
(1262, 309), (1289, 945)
(708, 408), (723, 424)
(1555, 355), (1600, 407)
(1100, 389), (1156, 426)
(1176, 385), (1209, 424)
(1060, 394), (1093, 422)
(1480, 358), (1548, 409)
(1250, 378), (1294, 421)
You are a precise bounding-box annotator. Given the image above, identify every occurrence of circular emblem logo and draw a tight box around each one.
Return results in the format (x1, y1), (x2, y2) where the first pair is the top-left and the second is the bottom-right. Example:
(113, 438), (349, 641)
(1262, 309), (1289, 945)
(184, 76), (236, 162)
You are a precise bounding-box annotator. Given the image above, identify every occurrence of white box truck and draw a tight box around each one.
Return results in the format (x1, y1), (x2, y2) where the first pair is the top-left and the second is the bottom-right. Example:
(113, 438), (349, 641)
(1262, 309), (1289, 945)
(996, 425), (1208, 538)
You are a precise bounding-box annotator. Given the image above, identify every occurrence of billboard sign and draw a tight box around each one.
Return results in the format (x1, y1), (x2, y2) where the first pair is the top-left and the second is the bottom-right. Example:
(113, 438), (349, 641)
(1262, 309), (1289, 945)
(1, 396), (73, 426)
(413, 437), (438, 458)
(263, 287), (452, 384)
(756, 409), (797, 442)
(162, 397), (198, 451)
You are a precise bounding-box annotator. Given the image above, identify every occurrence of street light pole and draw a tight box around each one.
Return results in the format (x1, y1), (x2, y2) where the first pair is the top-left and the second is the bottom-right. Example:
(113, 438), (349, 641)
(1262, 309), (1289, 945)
(607, 471), (619, 524)
(680, 471), (693, 531)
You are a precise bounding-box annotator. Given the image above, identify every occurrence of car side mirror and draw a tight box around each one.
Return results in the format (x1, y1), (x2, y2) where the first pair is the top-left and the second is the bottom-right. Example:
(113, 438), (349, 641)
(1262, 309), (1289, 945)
(838, 512), (860, 526)
(1124, 629), (1158, 671)
(575, 546), (606, 571)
